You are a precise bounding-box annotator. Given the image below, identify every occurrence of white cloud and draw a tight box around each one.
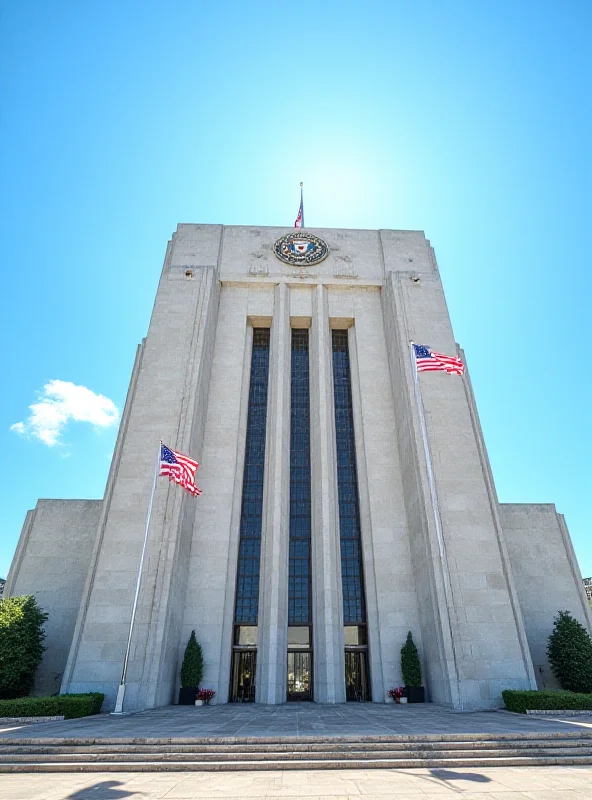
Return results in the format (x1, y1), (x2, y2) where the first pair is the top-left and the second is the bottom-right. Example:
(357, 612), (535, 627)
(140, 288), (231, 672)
(10, 379), (120, 447)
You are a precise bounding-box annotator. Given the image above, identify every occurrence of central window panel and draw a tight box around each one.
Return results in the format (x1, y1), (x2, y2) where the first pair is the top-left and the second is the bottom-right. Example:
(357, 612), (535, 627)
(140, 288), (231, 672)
(287, 328), (312, 701)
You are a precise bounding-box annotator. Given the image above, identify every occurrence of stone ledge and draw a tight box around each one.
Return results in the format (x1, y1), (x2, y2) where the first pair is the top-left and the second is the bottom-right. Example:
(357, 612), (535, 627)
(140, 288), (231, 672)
(526, 709), (592, 716)
(0, 717), (65, 724)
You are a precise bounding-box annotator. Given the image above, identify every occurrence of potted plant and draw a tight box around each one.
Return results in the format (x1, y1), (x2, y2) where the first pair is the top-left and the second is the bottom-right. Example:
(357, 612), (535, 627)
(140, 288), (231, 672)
(197, 688), (216, 706)
(401, 631), (425, 703)
(388, 686), (406, 704)
(178, 630), (203, 705)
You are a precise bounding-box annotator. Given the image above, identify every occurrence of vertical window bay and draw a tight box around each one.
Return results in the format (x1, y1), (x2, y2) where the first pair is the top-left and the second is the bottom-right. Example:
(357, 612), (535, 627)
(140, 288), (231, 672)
(332, 329), (367, 625)
(234, 328), (270, 625)
(289, 329), (311, 626)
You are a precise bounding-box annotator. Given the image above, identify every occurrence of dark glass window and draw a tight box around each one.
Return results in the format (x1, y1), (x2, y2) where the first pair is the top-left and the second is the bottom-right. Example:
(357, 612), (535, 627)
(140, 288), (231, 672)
(289, 329), (312, 626)
(234, 329), (270, 624)
(332, 329), (367, 624)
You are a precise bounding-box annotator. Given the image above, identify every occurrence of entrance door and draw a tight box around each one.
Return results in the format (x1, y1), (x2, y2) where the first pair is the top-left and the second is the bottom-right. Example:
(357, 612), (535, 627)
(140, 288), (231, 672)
(287, 652), (312, 701)
(344, 650), (371, 701)
(230, 650), (257, 702)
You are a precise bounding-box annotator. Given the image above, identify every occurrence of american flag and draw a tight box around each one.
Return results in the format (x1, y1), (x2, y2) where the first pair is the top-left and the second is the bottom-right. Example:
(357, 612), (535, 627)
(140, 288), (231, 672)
(413, 344), (465, 375)
(159, 443), (202, 496)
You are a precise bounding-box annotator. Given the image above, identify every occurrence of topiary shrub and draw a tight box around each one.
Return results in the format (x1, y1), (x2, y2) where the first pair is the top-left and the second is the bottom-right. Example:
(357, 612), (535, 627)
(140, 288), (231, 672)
(0, 595), (48, 699)
(180, 630), (203, 688)
(547, 610), (592, 693)
(401, 631), (422, 687)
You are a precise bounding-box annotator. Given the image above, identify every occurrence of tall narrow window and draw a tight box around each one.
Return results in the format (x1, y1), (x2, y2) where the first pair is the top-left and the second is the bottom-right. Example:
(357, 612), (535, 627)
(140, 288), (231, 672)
(332, 329), (371, 701)
(230, 328), (270, 702)
(287, 329), (312, 701)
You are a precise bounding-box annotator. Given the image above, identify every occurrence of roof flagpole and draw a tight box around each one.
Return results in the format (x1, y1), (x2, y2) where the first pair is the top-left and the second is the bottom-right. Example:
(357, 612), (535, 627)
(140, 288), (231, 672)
(300, 182), (304, 228)
(294, 182), (304, 228)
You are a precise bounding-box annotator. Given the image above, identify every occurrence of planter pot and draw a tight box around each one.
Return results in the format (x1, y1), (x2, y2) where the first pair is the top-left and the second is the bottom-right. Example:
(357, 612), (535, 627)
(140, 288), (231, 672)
(195, 699), (204, 706)
(178, 687), (197, 705)
(399, 697), (408, 704)
(406, 686), (425, 703)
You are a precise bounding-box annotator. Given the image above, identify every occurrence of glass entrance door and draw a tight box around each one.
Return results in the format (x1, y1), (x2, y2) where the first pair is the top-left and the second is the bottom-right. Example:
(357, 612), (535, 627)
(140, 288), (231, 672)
(230, 650), (257, 702)
(344, 650), (371, 701)
(287, 652), (312, 701)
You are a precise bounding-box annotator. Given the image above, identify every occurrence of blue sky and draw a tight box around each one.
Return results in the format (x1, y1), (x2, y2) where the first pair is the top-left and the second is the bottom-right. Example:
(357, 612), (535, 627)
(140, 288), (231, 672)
(1, 1), (590, 579)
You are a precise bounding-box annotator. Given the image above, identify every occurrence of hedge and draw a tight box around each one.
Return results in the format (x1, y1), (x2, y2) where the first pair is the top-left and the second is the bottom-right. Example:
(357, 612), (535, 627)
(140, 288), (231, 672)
(502, 689), (592, 714)
(0, 692), (104, 719)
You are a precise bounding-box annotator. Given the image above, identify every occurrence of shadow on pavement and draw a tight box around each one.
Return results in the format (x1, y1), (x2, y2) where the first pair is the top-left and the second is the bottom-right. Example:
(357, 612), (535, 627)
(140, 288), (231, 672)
(429, 768), (491, 783)
(66, 780), (134, 799)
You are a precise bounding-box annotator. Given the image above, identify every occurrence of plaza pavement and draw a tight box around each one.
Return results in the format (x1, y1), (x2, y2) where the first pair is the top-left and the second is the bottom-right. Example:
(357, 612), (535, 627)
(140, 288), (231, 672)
(0, 765), (591, 799)
(2, 702), (592, 740)
(1, 705), (592, 799)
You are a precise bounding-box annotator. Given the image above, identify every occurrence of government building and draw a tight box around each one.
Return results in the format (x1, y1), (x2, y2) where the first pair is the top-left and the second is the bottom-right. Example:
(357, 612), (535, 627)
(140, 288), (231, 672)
(6, 224), (591, 712)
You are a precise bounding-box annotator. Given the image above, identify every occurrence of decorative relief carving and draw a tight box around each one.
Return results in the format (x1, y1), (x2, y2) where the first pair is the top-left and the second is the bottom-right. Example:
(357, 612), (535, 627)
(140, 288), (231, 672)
(248, 262), (269, 277)
(333, 256), (358, 279)
(274, 232), (329, 266)
(290, 268), (318, 280)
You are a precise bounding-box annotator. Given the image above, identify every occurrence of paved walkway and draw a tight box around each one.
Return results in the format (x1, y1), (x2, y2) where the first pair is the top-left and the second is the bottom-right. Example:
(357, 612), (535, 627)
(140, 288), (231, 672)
(0, 765), (591, 798)
(1, 703), (592, 740)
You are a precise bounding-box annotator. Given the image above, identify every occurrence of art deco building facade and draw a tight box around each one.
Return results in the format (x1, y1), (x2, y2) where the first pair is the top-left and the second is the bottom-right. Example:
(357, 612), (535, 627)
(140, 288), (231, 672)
(6, 224), (591, 711)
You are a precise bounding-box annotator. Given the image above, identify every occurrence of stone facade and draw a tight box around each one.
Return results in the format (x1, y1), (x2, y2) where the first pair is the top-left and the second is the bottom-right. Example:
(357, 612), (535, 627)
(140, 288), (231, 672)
(500, 504), (592, 689)
(4, 499), (102, 695)
(584, 579), (592, 608)
(6, 224), (589, 710)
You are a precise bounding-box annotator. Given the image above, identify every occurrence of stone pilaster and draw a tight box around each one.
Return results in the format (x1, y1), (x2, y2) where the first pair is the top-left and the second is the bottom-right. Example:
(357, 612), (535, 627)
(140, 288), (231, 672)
(310, 285), (346, 703)
(347, 324), (386, 703)
(382, 270), (461, 707)
(257, 283), (291, 703)
(382, 263), (534, 708)
(62, 226), (222, 711)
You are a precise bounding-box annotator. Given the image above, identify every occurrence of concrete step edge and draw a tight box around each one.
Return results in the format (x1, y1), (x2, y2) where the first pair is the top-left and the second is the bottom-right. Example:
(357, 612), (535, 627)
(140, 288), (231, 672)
(4, 740), (592, 755)
(1, 746), (591, 763)
(2, 755), (592, 772)
(0, 730), (592, 747)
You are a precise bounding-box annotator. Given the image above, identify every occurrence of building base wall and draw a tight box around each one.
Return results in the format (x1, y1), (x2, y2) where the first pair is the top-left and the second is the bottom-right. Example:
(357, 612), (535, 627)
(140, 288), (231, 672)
(4, 500), (103, 696)
(501, 503), (592, 690)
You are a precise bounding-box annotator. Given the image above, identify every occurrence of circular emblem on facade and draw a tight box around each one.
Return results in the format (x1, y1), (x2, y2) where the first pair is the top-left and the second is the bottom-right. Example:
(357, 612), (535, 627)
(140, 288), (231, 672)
(273, 232), (329, 267)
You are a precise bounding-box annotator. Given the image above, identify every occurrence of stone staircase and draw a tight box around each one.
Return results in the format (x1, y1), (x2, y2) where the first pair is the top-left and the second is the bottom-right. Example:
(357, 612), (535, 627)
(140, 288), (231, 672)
(1, 732), (592, 772)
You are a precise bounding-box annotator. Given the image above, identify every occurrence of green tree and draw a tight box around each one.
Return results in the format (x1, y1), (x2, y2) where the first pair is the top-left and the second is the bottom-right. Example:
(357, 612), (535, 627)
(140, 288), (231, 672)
(0, 595), (48, 699)
(547, 610), (592, 693)
(401, 631), (422, 687)
(180, 630), (204, 688)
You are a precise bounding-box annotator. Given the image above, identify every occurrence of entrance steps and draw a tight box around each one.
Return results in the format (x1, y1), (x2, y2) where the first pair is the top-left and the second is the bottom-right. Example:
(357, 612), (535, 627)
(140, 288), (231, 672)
(1, 732), (592, 772)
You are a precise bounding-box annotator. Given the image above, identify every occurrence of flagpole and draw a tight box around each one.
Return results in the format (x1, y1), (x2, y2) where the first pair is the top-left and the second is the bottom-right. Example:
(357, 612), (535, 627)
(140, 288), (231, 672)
(112, 439), (162, 715)
(409, 343), (447, 558)
(300, 182), (304, 228)
(408, 341), (462, 705)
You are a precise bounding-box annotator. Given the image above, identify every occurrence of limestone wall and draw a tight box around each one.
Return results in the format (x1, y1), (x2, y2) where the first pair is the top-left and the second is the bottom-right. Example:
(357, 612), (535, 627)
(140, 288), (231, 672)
(61, 228), (221, 711)
(381, 254), (536, 708)
(500, 503), (592, 689)
(5, 500), (102, 695)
